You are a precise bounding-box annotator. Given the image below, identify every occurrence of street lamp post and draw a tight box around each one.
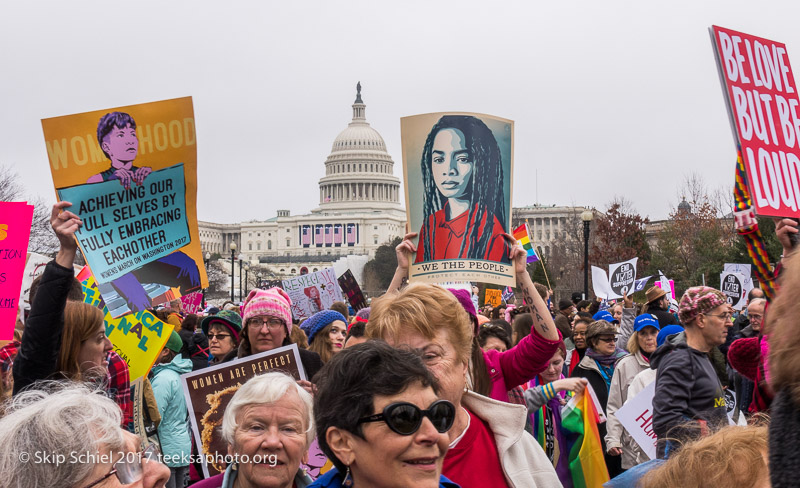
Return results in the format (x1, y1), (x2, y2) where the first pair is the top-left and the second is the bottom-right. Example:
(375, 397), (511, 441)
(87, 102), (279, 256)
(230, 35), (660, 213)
(238, 254), (244, 302)
(203, 251), (211, 308)
(581, 209), (594, 299)
(244, 263), (250, 298)
(229, 242), (237, 303)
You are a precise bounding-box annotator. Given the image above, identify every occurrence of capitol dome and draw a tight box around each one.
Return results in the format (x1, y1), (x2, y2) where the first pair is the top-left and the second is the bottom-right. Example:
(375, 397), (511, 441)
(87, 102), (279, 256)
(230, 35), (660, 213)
(317, 83), (402, 212)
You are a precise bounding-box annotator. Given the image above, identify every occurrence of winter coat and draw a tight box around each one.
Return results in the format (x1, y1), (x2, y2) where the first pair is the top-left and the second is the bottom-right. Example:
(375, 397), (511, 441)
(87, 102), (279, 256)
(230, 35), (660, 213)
(483, 327), (562, 402)
(238, 337), (323, 381)
(606, 350), (650, 469)
(13, 261), (73, 394)
(616, 307), (637, 351)
(308, 468), (458, 488)
(650, 333), (728, 458)
(461, 391), (561, 487)
(179, 329), (209, 371)
(645, 304), (680, 330)
(151, 355), (193, 467)
(193, 463), (313, 488)
(571, 355), (612, 449)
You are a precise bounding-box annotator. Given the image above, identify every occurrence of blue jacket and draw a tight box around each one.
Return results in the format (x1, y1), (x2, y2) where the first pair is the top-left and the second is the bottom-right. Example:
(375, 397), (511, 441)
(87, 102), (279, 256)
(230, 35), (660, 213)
(151, 355), (193, 467)
(308, 467), (460, 487)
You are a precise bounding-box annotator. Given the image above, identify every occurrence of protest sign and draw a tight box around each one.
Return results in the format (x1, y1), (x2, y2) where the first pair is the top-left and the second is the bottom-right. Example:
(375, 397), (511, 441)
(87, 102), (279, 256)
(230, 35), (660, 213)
(608, 258), (638, 297)
(181, 344), (306, 477)
(724, 263), (755, 297)
(614, 380), (657, 460)
(77, 267), (173, 381)
(0, 202), (34, 340)
(711, 26), (800, 218)
(485, 289), (502, 307)
(591, 266), (614, 299)
(159, 291), (203, 315)
(337, 269), (367, 311)
(632, 275), (652, 294)
(17, 252), (51, 324)
(402, 112), (514, 287)
(281, 267), (343, 319)
(655, 272), (676, 300)
(42, 97), (207, 316)
(502, 285), (515, 302)
(721, 271), (748, 309)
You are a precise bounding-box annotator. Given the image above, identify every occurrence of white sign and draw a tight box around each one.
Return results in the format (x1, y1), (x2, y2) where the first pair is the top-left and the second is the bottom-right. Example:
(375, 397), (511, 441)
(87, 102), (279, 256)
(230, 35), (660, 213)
(281, 267), (344, 320)
(724, 263), (754, 298)
(591, 266), (613, 299)
(591, 258), (639, 299)
(18, 252), (55, 324)
(720, 271), (747, 310)
(614, 380), (657, 460)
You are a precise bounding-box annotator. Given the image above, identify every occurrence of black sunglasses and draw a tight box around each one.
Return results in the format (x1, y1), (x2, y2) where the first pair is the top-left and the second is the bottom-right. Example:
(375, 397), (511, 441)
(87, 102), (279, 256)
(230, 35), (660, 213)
(358, 399), (455, 436)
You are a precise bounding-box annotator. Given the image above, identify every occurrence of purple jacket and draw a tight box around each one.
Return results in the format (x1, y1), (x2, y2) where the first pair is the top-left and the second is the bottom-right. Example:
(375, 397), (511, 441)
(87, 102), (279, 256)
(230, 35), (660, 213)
(483, 327), (562, 402)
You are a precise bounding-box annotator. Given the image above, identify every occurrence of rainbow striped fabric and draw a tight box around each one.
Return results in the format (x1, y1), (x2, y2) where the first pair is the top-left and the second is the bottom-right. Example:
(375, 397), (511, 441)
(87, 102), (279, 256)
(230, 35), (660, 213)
(512, 223), (539, 263)
(560, 386), (610, 488)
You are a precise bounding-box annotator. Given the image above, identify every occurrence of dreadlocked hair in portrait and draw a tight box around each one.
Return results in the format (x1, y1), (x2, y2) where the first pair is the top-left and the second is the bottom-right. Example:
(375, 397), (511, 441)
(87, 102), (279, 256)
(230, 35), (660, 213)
(420, 115), (507, 261)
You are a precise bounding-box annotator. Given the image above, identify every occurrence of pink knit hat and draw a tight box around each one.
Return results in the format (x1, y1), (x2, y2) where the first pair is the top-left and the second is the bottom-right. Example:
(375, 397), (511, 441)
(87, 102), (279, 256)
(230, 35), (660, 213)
(242, 287), (293, 332)
(678, 286), (727, 325)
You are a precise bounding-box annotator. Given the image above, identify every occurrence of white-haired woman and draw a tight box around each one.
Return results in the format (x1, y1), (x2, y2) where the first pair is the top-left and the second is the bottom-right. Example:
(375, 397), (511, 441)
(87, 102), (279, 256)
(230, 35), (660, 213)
(192, 372), (315, 488)
(0, 383), (169, 488)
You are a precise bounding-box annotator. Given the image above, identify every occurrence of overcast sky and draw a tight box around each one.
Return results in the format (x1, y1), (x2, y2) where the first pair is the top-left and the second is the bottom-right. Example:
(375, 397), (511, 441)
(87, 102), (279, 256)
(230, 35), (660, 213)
(3, 0), (800, 223)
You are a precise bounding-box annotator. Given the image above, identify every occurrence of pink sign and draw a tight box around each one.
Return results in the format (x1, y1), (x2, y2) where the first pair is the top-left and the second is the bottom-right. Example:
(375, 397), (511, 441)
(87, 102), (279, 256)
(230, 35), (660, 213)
(0, 202), (35, 340)
(711, 26), (800, 218)
(180, 291), (203, 314)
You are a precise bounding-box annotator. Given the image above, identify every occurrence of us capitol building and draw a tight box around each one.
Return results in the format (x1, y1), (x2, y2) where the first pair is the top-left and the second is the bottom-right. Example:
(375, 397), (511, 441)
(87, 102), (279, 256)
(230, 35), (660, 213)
(198, 85), (406, 280)
(198, 84), (591, 283)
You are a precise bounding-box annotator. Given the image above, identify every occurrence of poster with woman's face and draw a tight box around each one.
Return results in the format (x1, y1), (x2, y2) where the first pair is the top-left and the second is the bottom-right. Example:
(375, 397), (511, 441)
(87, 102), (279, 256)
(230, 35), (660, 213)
(401, 112), (514, 287)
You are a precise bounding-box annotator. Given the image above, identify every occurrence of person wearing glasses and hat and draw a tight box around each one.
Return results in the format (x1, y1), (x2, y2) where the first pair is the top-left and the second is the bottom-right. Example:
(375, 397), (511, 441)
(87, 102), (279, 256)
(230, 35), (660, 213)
(644, 286), (680, 329)
(651, 286), (731, 459)
(570, 320), (628, 477)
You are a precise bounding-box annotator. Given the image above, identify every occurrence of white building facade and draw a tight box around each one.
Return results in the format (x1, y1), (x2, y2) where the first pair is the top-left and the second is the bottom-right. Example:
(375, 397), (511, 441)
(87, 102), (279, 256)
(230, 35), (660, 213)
(199, 85), (406, 278)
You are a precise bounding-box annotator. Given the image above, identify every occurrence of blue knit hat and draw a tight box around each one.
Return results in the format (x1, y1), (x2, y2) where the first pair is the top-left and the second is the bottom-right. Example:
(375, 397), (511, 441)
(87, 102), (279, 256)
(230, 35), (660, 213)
(657, 324), (684, 347)
(305, 310), (347, 344)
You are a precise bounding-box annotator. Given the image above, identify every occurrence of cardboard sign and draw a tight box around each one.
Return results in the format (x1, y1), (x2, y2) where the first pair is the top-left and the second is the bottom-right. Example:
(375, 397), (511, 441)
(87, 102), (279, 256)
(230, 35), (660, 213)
(724, 263), (754, 298)
(0, 203), (34, 340)
(337, 269), (367, 311)
(614, 380), (657, 460)
(609, 258), (638, 297)
(43, 97), (207, 316)
(281, 267), (344, 320)
(181, 344), (306, 477)
(485, 288), (502, 307)
(721, 271), (748, 309)
(711, 26), (800, 218)
(77, 266), (173, 381)
(402, 112), (515, 287)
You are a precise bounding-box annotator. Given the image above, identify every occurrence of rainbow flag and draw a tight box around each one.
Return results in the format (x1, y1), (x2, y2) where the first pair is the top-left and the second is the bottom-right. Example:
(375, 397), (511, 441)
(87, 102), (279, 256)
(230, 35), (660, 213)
(560, 384), (610, 488)
(512, 223), (539, 262)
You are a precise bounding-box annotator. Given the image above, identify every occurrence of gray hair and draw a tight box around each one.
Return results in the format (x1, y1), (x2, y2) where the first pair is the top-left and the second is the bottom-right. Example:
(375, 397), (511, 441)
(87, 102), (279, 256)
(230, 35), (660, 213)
(221, 372), (314, 446)
(0, 383), (124, 488)
(749, 298), (767, 309)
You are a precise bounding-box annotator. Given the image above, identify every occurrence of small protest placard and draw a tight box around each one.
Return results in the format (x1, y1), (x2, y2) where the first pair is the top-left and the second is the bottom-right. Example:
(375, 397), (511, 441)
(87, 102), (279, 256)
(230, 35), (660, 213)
(282, 268), (344, 319)
(181, 344), (306, 477)
(614, 380), (657, 460)
(17, 252), (51, 324)
(720, 271), (747, 310)
(337, 269), (367, 311)
(77, 266), (173, 381)
(485, 288), (502, 307)
(0, 202), (34, 340)
(724, 263), (754, 298)
(609, 258), (638, 298)
(711, 26), (800, 218)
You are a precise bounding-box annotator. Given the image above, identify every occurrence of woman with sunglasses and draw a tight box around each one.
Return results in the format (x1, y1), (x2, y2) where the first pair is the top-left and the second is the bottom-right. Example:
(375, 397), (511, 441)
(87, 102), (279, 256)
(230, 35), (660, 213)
(570, 319), (627, 477)
(311, 341), (459, 488)
(200, 310), (243, 366)
(0, 383), (169, 488)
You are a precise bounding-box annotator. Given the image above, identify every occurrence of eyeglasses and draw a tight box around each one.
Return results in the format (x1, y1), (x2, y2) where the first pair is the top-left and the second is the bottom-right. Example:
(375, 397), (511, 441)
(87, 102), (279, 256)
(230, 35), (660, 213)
(248, 317), (285, 330)
(207, 333), (232, 341)
(358, 400), (455, 436)
(749, 314), (763, 321)
(704, 312), (733, 321)
(83, 443), (161, 488)
(596, 336), (617, 344)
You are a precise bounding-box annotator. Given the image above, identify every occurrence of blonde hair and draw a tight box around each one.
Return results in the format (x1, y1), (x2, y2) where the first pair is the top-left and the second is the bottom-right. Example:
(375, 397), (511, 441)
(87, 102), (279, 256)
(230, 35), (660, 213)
(58, 302), (105, 381)
(626, 331), (641, 355)
(769, 251), (800, 404)
(639, 425), (769, 488)
(367, 282), (472, 364)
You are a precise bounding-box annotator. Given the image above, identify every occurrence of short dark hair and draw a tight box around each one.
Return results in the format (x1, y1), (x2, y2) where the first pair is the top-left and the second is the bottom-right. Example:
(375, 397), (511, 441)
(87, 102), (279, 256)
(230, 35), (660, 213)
(487, 319), (512, 337)
(511, 312), (534, 346)
(30, 275), (84, 304)
(329, 301), (349, 319)
(96, 112), (136, 159)
(478, 324), (511, 350)
(346, 321), (366, 340)
(313, 341), (439, 473)
(181, 313), (199, 332)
